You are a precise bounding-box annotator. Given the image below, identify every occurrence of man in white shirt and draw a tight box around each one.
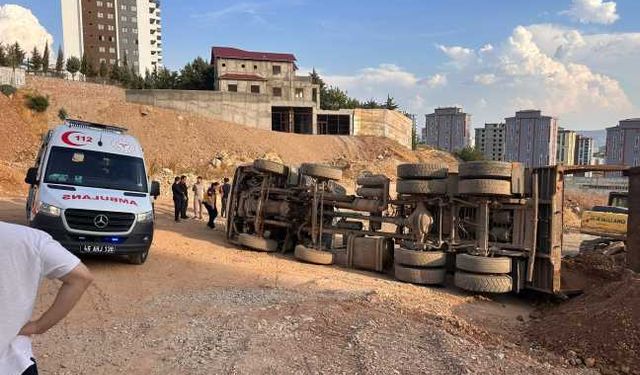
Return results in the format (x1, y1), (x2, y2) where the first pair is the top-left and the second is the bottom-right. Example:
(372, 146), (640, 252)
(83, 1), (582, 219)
(0, 222), (93, 375)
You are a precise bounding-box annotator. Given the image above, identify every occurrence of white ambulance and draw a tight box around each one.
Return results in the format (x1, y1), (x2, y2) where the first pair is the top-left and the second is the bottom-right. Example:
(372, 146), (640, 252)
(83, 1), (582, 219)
(25, 119), (160, 264)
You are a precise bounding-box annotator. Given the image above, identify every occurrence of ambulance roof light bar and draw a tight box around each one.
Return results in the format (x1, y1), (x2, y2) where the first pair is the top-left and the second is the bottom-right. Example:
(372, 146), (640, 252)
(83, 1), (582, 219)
(64, 119), (128, 134)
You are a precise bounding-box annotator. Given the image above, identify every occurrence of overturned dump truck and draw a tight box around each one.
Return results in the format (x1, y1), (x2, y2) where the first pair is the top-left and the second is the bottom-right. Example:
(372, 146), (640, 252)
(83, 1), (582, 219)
(226, 159), (581, 295)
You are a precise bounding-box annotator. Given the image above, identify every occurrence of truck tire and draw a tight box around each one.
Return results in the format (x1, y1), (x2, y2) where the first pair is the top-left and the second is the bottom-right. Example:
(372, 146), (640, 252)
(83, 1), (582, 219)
(455, 253), (511, 274)
(253, 159), (288, 176)
(357, 175), (388, 187)
(396, 179), (447, 195)
(294, 245), (333, 265)
(238, 233), (278, 252)
(127, 249), (149, 265)
(356, 187), (386, 199)
(394, 248), (446, 267)
(459, 161), (512, 179)
(300, 163), (342, 181)
(457, 179), (511, 196)
(397, 164), (448, 180)
(394, 264), (446, 285)
(454, 271), (513, 293)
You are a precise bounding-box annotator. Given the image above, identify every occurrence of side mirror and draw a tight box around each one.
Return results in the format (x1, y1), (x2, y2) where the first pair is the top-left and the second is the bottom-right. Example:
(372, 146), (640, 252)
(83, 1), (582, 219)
(25, 168), (38, 185)
(150, 181), (160, 198)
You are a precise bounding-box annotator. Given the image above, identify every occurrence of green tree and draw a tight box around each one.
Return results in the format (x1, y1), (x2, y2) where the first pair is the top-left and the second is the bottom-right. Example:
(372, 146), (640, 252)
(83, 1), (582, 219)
(384, 94), (399, 110)
(322, 86), (359, 110)
(7, 42), (25, 70)
(361, 99), (381, 109)
(155, 67), (178, 89)
(178, 57), (215, 90)
(109, 64), (121, 82)
(79, 54), (89, 76)
(65, 56), (81, 80)
(55, 45), (64, 75)
(29, 46), (42, 72)
(455, 146), (485, 162)
(0, 43), (7, 67)
(42, 43), (50, 73)
(99, 60), (108, 78)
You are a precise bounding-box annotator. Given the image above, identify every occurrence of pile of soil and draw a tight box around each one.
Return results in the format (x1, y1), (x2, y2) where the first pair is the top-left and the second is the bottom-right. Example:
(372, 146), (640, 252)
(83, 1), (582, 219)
(563, 190), (608, 230)
(528, 247), (639, 373)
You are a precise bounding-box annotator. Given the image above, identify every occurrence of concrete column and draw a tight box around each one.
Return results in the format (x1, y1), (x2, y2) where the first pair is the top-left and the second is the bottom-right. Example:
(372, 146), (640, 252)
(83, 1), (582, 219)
(627, 167), (640, 272)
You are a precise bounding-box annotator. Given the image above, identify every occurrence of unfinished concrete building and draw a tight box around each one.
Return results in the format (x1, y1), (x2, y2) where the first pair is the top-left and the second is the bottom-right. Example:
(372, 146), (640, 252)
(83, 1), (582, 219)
(475, 123), (505, 161)
(423, 107), (470, 152)
(556, 127), (577, 166)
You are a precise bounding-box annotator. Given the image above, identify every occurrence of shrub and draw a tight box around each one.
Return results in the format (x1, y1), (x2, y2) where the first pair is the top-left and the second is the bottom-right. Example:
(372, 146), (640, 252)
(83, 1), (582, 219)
(26, 94), (50, 113)
(58, 107), (68, 121)
(455, 146), (485, 162)
(0, 84), (17, 97)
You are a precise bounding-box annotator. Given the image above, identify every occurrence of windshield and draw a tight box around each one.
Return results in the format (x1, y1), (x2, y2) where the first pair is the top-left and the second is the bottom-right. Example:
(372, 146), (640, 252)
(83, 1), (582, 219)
(44, 146), (148, 193)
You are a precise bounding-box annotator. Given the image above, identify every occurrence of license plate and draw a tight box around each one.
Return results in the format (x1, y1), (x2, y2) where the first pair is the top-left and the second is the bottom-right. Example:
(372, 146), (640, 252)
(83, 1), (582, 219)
(80, 244), (116, 254)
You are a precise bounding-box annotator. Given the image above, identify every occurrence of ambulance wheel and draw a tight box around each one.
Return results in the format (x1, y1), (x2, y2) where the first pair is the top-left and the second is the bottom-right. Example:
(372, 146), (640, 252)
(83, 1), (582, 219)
(128, 249), (149, 265)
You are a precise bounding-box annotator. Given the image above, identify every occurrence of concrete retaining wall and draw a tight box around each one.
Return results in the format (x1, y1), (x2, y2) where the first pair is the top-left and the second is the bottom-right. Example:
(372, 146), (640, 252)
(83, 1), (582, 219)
(126, 89), (272, 130)
(0, 67), (26, 87)
(353, 109), (412, 148)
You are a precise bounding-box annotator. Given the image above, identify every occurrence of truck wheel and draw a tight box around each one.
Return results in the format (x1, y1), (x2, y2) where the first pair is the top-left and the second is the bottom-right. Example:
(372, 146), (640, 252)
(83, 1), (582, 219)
(396, 179), (447, 195)
(397, 164), (448, 180)
(394, 248), (446, 267)
(459, 161), (512, 179)
(127, 250), (149, 265)
(455, 254), (511, 274)
(457, 179), (511, 196)
(294, 245), (333, 265)
(238, 233), (278, 252)
(356, 187), (386, 199)
(394, 264), (446, 285)
(454, 271), (513, 293)
(357, 175), (388, 187)
(253, 159), (288, 176)
(300, 163), (342, 181)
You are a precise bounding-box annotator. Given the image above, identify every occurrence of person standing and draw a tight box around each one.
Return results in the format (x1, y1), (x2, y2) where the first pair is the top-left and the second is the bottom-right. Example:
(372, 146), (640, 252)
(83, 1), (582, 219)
(1, 222), (93, 375)
(179, 175), (189, 219)
(171, 176), (183, 222)
(221, 177), (231, 218)
(192, 177), (206, 220)
(203, 182), (219, 229)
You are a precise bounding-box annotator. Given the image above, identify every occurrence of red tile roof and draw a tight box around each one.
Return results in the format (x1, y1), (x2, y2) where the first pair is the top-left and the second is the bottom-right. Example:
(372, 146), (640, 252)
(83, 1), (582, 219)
(211, 47), (297, 64)
(218, 73), (267, 81)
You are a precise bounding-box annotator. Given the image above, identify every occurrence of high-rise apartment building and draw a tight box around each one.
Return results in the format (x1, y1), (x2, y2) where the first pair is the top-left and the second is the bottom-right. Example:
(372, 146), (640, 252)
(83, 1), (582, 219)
(574, 135), (595, 165)
(61, 0), (163, 75)
(556, 127), (577, 165)
(606, 118), (640, 167)
(505, 110), (558, 168)
(423, 107), (470, 152)
(475, 123), (505, 161)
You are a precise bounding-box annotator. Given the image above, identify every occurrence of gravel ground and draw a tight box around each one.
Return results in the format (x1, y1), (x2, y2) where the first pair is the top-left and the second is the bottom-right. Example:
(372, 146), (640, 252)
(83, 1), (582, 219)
(1, 197), (598, 375)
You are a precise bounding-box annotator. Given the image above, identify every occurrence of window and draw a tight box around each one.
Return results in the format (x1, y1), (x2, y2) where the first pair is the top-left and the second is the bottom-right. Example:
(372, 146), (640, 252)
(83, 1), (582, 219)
(99, 58), (106, 64)
(221, 63), (226, 67)
(98, 47), (106, 53)
(122, 27), (128, 33)
(98, 24), (104, 30)
(108, 25), (114, 31)
(272, 87), (282, 97)
(312, 88), (318, 102)
(107, 13), (114, 19)
(131, 6), (137, 11)
(109, 58), (116, 64)
(98, 35), (105, 41)
(295, 88), (304, 98)
(272, 65), (281, 75)
(228, 84), (238, 92)
(241, 64), (245, 68)
(109, 47), (116, 54)
(109, 36), (115, 42)
(131, 16), (137, 22)
(253, 65), (258, 70)
(122, 38), (128, 44)
(121, 16), (127, 22)
(97, 12), (104, 18)
(132, 28), (138, 34)
(120, 4), (126, 10)
(97, 1), (103, 6)
(250, 85), (260, 94)
(106, 1), (113, 7)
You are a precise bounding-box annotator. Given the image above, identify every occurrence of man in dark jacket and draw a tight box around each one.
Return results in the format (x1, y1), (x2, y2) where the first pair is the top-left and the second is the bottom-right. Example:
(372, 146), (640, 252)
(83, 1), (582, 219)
(220, 177), (231, 218)
(171, 177), (183, 222)
(179, 175), (189, 219)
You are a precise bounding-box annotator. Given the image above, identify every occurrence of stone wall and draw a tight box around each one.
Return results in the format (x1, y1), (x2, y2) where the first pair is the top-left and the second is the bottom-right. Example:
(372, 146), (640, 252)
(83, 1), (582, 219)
(0, 67), (26, 87)
(353, 109), (412, 149)
(126, 89), (273, 130)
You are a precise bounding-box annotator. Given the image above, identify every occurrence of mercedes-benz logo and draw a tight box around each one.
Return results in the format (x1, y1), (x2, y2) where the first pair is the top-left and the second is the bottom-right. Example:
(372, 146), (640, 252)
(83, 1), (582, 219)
(93, 214), (109, 229)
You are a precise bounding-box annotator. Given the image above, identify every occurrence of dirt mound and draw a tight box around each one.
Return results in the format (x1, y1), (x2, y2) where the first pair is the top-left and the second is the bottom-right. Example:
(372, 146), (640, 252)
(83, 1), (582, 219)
(563, 190), (608, 230)
(23, 77), (456, 184)
(0, 94), (41, 163)
(528, 246), (639, 373)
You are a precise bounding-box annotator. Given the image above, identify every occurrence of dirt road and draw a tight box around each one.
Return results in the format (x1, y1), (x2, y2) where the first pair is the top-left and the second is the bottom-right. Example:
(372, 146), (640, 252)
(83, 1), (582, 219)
(1, 197), (593, 374)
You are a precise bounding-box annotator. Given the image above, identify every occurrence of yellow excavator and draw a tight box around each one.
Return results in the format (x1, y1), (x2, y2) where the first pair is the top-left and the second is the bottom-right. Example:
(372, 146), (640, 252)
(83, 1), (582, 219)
(580, 192), (628, 240)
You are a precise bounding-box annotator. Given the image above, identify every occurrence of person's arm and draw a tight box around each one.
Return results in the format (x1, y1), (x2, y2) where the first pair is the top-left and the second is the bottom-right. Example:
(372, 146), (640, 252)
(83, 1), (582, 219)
(20, 263), (93, 336)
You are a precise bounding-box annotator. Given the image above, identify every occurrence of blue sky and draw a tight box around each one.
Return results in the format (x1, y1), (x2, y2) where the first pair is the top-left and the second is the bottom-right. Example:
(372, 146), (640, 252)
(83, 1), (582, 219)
(1, 0), (639, 131)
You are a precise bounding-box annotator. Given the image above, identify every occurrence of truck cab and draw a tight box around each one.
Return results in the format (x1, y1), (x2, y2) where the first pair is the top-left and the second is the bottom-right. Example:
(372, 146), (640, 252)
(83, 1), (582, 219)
(25, 119), (160, 264)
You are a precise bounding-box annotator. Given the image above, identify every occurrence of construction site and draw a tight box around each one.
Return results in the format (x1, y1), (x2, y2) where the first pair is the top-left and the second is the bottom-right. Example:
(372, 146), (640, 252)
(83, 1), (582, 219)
(1, 76), (638, 375)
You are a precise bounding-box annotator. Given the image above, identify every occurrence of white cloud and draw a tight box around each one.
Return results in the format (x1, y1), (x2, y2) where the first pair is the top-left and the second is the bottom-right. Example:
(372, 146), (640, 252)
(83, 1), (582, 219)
(0, 4), (53, 53)
(421, 73), (447, 88)
(562, 0), (619, 25)
(473, 73), (496, 85)
(479, 44), (494, 54)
